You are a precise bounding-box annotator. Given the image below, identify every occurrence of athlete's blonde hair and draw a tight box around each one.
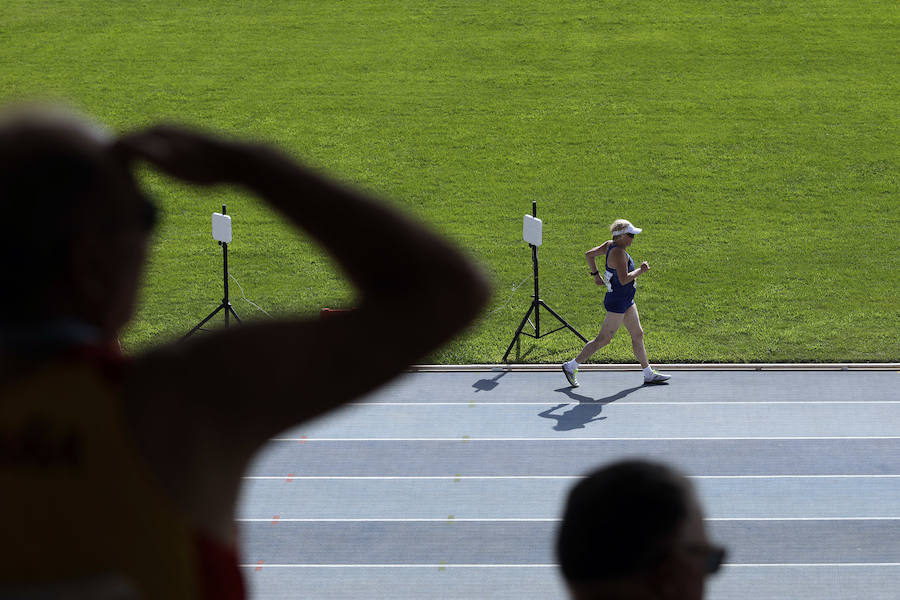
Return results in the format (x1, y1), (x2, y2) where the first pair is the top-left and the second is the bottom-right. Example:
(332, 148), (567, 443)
(610, 219), (632, 237)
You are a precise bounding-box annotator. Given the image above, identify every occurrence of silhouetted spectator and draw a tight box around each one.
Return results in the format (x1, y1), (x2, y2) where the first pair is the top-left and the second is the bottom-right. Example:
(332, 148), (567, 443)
(0, 104), (490, 598)
(557, 460), (725, 600)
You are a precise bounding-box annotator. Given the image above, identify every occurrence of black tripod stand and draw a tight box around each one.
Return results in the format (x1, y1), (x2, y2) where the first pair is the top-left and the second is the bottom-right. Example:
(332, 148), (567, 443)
(184, 204), (242, 338)
(503, 201), (587, 362)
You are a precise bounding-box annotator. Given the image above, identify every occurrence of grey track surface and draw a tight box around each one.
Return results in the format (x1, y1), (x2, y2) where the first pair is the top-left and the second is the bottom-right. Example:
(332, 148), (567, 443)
(237, 370), (900, 599)
(248, 439), (898, 476)
(242, 521), (899, 564)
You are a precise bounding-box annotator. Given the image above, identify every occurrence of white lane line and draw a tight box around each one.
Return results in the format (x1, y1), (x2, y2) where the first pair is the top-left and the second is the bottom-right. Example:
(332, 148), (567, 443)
(241, 475), (584, 480)
(709, 517), (900, 521)
(241, 563), (900, 568)
(242, 474), (900, 480)
(242, 564), (562, 568)
(691, 474), (900, 479)
(725, 563), (900, 567)
(350, 401), (900, 406)
(238, 518), (559, 522)
(236, 517), (900, 523)
(271, 436), (900, 441)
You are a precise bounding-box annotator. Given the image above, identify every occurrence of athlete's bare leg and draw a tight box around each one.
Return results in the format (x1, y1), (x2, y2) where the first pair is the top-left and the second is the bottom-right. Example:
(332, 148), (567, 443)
(622, 304), (650, 368)
(575, 311), (625, 364)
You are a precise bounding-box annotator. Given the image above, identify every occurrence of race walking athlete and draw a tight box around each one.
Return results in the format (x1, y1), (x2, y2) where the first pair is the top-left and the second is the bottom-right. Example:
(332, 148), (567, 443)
(561, 219), (670, 387)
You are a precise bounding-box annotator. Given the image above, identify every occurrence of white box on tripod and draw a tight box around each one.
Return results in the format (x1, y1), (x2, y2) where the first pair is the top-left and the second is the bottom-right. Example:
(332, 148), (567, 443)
(212, 212), (232, 243)
(523, 214), (542, 246)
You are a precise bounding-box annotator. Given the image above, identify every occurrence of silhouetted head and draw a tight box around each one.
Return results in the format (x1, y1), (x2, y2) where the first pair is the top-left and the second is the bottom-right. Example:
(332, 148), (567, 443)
(0, 105), (154, 339)
(557, 460), (724, 600)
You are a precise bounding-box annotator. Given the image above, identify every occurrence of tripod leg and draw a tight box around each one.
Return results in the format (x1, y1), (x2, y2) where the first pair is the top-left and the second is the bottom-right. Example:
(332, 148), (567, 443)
(184, 303), (226, 339)
(539, 300), (588, 343)
(503, 303), (536, 362)
(227, 303), (242, 324)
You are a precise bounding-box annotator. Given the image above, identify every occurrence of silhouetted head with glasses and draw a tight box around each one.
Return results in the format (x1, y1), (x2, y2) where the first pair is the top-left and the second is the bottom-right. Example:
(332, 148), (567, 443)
(0, 104), (155, 343)
(557, 459), (725, 600)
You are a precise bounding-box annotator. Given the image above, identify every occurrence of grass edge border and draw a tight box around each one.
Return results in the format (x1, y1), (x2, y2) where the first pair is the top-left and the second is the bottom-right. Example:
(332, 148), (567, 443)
(410, 363), (900, 372)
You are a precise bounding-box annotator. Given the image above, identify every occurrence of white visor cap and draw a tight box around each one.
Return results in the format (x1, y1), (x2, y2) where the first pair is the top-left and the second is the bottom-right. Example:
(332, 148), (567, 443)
(613, 223), (643, 236)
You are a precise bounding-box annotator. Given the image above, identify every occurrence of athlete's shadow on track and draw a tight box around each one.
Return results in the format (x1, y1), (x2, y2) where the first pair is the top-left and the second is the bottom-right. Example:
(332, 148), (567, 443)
(539, 385), (644, 431)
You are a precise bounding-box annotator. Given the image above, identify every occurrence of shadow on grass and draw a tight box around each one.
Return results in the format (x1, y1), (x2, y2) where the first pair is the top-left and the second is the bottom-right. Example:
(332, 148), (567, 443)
(538, 385), (644, 431)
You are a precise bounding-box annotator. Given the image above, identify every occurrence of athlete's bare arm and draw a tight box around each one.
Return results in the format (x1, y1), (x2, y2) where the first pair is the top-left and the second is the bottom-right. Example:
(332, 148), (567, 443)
(585, 240), (612, 286)
(115, 126), (491, 540)
(585, 240), (612, 262)
(609, 247), (648, 285)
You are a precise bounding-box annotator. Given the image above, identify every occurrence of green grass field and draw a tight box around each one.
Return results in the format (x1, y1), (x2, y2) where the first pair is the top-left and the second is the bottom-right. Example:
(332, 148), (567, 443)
(1, 1), (897, 363)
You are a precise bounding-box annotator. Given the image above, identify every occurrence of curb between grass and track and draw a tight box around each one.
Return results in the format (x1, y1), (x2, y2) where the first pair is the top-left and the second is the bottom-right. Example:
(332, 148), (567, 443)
(410, 364), (900, 372)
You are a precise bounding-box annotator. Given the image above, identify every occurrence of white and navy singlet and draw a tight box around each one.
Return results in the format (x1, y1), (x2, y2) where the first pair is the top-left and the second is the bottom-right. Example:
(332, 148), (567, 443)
(603, 243), (637, 314)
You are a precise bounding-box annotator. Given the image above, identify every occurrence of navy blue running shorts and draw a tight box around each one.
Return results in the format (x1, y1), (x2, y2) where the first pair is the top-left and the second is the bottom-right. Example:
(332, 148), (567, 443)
(604, 293), (635, 314)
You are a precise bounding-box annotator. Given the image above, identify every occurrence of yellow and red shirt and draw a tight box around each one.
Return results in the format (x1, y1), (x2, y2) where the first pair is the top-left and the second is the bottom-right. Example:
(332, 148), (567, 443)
(0, 347), (244, 599)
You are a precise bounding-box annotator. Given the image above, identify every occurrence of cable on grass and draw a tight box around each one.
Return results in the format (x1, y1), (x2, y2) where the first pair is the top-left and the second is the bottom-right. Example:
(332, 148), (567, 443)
(228, 272), (273, 318)
(227, 270), (527, 321)
(486, 275), (531, 317)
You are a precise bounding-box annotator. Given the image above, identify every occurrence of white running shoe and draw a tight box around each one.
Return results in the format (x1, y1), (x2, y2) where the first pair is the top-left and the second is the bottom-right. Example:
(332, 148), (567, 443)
(644, 371), (672, 384)
(644, 370), (671, 384)
(562, 364), (579, 387)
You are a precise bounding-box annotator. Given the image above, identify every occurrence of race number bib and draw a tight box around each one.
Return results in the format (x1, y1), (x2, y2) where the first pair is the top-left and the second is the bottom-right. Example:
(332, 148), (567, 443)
(603, 270), (614, 292)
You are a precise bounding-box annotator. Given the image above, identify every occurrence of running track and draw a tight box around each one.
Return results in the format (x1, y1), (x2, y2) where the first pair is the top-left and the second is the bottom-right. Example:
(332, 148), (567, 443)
(237, 369), (900, 599)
